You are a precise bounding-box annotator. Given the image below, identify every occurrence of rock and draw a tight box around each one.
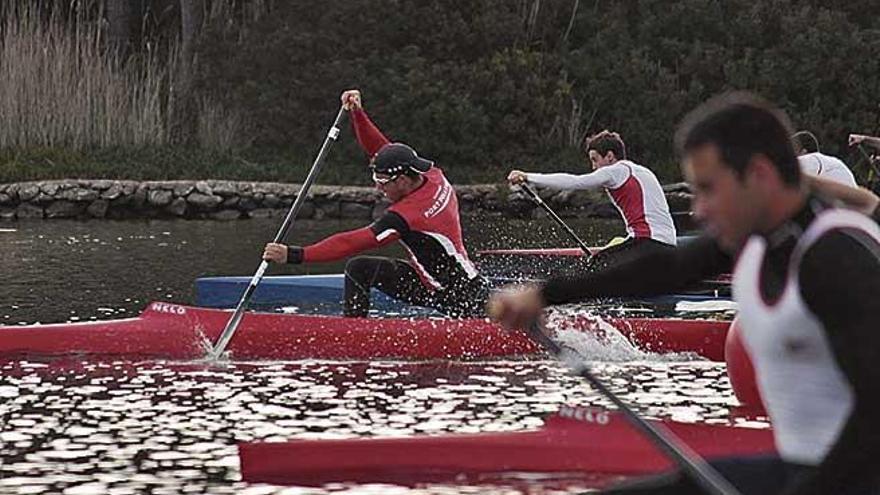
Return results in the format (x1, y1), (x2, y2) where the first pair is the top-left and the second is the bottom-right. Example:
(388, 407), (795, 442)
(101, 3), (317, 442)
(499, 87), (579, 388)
(662, 182), (691, 193)
(195, 180), (213, 195)
(132, 186), (148, 208)
(34, 193), (55, 204)
(165, 198), (187, 217)
(16, 203), (44, 218)
(314, 203), (339, 219)
(0, 207), (15, 220)
(60, 187), (98, 202)
(4, 184), (19, 201)
(293, 201), (314, 219)
(110, 194), (132, 208)
(121, 181), (139, 196)
(210, 180), (238, 196)
(18, 184), (40, 202)
(276, 183), (300, 197)
(46, 201), (84, 218)
(665, 191), (693, 211)
(339, 202), (371, 219)
(0, 193), (11, 205)
(262, 194), (281, 208)
(238, 197), (258, 211)
(221, 196), (240, 208)
(86, 200), (109, 218)
(101, 183), (124, 200)
(173, 182), (195, 197)
(247, 208), (280, 219)
(148, 189), (173, 207)
(40, 182), (60, 195)
(91, 180), (114, 190)
(211, 209), (242, 221)
(187, 192), (223, 210)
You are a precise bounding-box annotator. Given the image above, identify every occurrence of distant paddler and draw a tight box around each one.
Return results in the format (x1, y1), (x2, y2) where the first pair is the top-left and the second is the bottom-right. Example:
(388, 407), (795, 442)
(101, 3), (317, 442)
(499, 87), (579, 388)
(491, 92), (880, 494)
(263, 89), (488, 318)
(506, 130), (677, 269)
(792, 130), (857, 186)
(848, 133), (880, 150)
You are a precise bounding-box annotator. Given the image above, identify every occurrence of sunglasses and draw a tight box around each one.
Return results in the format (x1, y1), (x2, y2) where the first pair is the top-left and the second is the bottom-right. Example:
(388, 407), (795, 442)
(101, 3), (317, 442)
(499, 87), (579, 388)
(372, 170), (400, 185)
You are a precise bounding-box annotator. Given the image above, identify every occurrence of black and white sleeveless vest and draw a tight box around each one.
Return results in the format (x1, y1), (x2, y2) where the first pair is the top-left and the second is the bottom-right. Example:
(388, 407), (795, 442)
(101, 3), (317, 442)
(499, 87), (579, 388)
(733, 208), (880, 465)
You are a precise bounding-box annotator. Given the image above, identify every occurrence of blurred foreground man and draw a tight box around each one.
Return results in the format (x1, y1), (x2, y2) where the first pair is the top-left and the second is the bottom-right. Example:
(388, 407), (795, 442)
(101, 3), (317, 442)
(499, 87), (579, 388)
(491, 92), (880, 494)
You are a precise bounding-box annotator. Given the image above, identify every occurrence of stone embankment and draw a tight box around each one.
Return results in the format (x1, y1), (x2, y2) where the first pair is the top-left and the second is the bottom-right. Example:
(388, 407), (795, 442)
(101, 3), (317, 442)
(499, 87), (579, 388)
(0, 179), (693, 221)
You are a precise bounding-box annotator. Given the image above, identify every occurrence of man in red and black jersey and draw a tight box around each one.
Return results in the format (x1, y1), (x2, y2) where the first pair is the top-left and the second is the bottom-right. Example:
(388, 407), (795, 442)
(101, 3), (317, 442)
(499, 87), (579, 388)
(263, 90), (488, 317)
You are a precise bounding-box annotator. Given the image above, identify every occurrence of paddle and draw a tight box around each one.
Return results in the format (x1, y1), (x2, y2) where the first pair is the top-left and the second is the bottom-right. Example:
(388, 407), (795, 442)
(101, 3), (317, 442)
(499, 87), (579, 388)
(518, 183), (594, 258)
(527, 320), (742, 495)
(207, 106), (347, 360)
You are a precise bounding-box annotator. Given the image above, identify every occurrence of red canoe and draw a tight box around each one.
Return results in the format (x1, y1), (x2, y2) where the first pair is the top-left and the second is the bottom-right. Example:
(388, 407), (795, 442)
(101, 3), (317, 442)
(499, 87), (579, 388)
(0, 302), (730, 361)
(239, 405), (774, 487)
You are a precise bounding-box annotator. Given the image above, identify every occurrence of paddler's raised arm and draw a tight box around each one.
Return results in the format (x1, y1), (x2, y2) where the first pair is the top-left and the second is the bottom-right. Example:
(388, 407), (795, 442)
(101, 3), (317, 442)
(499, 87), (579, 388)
(341, 89), (390, 158)
(507, 167), (620, 191)
(488, 235), (732, 330)
(849, 133), (880, 150)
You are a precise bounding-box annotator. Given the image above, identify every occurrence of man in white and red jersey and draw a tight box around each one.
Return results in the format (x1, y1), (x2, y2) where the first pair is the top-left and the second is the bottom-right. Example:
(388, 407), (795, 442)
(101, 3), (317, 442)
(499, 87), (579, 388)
(793, 130), (857, 186)
(507, 130), (677, 268)
(263, 89), (487, 317)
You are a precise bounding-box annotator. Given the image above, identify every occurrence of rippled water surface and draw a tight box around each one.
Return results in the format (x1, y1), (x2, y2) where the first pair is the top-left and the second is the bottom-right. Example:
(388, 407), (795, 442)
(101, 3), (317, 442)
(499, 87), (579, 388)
(0, 217), (761, 494)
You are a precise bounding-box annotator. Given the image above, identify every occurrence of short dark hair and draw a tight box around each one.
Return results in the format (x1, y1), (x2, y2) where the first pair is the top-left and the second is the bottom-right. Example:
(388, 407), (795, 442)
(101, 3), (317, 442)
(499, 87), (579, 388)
(792, 130), (820, 154)
(584, 130), (627, 160)
(675, 92), (800, 186)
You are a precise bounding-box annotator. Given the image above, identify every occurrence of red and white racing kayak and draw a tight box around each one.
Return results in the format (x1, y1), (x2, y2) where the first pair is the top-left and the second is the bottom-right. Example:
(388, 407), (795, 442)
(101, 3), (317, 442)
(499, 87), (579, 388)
(239, 405), (774, 487)
(0, 302), (730, 361)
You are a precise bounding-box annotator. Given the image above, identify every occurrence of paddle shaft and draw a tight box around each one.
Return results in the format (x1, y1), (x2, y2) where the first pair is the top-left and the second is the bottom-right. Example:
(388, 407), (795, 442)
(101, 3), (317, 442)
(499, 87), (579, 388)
(208, 107), (347, 359)
(519, 183), (594, 257)
(528, 322), (742, 495)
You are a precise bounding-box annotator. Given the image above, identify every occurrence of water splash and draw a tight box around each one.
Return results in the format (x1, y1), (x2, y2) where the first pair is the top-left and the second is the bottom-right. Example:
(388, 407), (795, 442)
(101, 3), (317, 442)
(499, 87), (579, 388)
(546, 306), (700, 363)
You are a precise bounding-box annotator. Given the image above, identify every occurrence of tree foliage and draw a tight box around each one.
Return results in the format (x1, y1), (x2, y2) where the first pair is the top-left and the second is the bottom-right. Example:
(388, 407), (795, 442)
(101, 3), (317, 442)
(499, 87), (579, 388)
(193, 0), (880, 182)
(3, 0), (879, 183)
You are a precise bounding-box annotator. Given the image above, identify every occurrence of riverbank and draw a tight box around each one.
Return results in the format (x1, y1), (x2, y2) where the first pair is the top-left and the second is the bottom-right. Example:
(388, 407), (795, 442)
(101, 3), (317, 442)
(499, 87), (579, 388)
(0, 179), (693, 221)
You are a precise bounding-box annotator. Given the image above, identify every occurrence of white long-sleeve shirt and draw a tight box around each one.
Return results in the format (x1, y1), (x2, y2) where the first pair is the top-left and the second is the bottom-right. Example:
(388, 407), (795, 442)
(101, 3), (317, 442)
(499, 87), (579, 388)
(798, 152), (857, 186)
(526, 160), (677, 245)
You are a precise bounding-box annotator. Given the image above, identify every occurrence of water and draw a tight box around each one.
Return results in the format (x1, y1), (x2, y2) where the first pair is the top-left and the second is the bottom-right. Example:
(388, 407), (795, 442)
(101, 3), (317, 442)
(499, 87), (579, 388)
(0, 216), (763, 494)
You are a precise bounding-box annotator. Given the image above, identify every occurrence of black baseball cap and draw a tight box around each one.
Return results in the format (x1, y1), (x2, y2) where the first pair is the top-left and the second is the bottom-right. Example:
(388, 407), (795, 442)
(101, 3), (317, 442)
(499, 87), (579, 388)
(371, 143), (434, 176)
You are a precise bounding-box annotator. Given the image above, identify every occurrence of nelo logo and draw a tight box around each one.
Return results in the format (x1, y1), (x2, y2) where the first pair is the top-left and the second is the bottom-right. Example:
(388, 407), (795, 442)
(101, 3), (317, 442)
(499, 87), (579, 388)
(151, 302), (186, 315)
(559, 406), (610, 425)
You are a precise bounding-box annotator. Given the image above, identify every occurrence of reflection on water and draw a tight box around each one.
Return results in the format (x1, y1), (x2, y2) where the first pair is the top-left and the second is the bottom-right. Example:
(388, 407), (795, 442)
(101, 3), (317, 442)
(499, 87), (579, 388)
(0, 359), (756, 494)
(0, 216), (760, 494)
